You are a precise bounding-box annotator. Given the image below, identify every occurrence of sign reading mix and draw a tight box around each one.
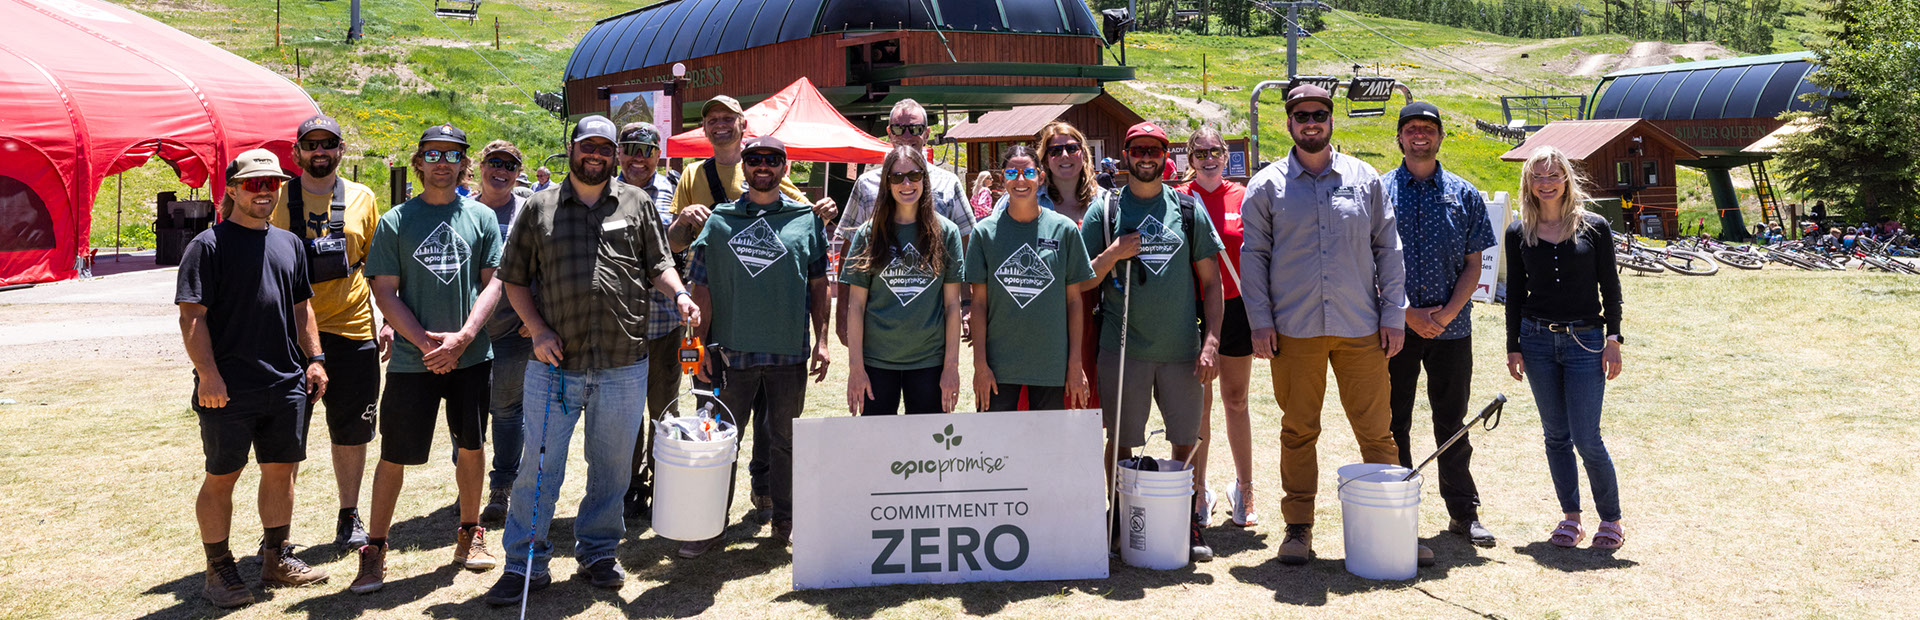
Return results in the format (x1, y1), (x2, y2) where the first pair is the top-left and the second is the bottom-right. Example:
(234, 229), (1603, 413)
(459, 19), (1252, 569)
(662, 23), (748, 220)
(792, 410), (1108, 589)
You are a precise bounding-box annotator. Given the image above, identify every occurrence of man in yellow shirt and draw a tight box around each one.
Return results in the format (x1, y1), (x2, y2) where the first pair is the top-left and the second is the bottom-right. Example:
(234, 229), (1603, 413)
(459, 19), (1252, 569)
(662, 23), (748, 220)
(271, 114), (383, 548)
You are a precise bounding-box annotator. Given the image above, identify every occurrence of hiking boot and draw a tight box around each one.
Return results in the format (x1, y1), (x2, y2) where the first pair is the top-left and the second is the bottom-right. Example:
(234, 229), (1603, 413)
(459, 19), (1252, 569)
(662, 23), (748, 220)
(349, 543), (386, 594)
(1449, 519), (1497, 548)
(748, 494), (773, 525)
(482, 488), (510, 523)
(1418, 543), (1435, 567)
(483, 571), (550, 606)
(772, 521), (794, 547)
(259, 543), (328, 587)
(1195, 489), (1219, 528)
(202, 555), (254, 608)
(1189, 515), (1215, 563)
(574, 557), (625, 589)
(457, 526), (498, 571)
(623, 485), (650, 521)
(1226, 479), (1261, 527)
(1278, 524), (1314, 565)
(677, 535), (724, 559)
(335, 511), (369, 548)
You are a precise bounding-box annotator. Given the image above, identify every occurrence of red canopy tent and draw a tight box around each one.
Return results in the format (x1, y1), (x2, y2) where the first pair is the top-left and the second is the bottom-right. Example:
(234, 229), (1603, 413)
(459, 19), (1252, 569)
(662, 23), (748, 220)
(0, 0), (318, 285)
(665, 77), (891, 164)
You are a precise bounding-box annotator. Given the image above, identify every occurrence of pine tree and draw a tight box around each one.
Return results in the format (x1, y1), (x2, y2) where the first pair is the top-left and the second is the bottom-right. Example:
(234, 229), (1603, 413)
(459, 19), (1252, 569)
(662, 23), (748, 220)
(1775, 0), (1920, 222)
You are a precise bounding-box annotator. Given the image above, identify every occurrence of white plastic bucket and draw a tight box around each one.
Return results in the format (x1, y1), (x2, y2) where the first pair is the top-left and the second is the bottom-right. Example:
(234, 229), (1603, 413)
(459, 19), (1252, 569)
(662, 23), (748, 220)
(1116, 458), (1193, 570)
(651, 416), (741, 542)
(1335, 463), (1422, 581)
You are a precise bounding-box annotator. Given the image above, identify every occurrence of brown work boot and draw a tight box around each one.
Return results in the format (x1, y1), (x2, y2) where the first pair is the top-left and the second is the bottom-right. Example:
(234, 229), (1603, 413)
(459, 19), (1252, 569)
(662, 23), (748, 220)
(259, 543), (328, 587)
(677, 535), (723, 559)
(202, 555), (254, 608)
(349, 543), (386, 594)
(1278, 524), (1315, 565)
(457, 526), (499, 571)
(772, 521), (794, 547)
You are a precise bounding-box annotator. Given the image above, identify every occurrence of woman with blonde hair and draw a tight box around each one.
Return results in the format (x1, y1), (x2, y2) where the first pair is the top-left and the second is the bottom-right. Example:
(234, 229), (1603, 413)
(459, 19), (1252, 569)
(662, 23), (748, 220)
(971, 171), (997, 220)
(1503, 145), (1627, 550)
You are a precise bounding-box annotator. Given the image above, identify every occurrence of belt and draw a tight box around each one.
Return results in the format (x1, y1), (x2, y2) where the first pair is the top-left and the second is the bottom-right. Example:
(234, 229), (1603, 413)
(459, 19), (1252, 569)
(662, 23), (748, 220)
(1535, 319), (1600, 334)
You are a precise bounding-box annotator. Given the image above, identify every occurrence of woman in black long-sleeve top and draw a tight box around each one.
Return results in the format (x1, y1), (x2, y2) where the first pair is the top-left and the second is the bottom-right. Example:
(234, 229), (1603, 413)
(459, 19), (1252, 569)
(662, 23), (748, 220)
(1504, 146), (1626, 551)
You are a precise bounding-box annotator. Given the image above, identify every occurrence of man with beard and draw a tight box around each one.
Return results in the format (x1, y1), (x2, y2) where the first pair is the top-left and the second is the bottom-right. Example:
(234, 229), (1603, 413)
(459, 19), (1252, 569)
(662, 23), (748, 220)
(1381, 103), (1498, 554)
(352, 124), (505, 594)
(484, 116), (697, 603)
(179, 149), (330, 607)
(269, 114), (382, 549)
(682, 137), (829, 558)
(614, 123), (689, 522)
(473, 140), (532, 523)
(1082, 122), (1226, 564)
(1240, 85), (1407, 566)
(833, 98), (975, 346)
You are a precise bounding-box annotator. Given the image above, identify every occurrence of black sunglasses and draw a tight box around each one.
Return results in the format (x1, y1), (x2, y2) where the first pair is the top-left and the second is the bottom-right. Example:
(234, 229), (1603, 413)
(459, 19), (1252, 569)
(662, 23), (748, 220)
(887, 123), (927, 137)
(743, 153), (786, 168)
(620, 143), (658, 157)
(422, 149), (464, 164)
(1046, 143), (1083, 158)
(483, 158), (521, 171)
(1291, 110), (1332, 124)
(298, 138), (342, 151)
(886, 170), (925, 185)
(576, 142), (617, 158)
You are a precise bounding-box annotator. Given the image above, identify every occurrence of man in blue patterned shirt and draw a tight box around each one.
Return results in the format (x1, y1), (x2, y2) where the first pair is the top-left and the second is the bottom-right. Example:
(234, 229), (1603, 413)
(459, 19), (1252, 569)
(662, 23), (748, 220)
(1381, 102), (1499, 550)
(615, 123), (687, 522)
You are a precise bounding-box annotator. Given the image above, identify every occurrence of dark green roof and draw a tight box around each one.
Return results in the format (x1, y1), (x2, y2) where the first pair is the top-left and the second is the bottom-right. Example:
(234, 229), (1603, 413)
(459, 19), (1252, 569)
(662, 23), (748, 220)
(1590, 51), (1829, 121)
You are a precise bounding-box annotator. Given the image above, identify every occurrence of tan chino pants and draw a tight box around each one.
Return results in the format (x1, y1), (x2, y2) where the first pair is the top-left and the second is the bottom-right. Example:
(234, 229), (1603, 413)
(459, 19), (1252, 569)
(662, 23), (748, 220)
(1271, 333), (1400, 525)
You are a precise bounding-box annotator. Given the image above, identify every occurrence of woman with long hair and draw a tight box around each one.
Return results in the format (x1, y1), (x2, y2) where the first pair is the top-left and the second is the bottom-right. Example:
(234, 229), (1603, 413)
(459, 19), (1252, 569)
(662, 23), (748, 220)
(1033, 121), (1111, 410)
(965, 145), (1097, 411)
(1504, 146), (1627, 550)
(971, 171), (996, 221)
(1174, 126), (1258, 528)
(841, 145), (965, 415)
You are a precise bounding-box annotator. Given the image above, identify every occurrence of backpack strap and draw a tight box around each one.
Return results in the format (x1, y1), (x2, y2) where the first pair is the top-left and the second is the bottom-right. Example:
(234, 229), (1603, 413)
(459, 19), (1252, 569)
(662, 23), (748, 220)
(702, 157), (728, 205)
(1172, 190), (1242, 292)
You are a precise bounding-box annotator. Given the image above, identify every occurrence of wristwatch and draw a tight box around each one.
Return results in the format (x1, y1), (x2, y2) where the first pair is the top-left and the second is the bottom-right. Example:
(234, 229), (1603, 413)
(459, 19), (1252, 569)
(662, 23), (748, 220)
(1606, 335), (1624, 345)
(675, 290), (693, 301)
(309, 353), (328, 365)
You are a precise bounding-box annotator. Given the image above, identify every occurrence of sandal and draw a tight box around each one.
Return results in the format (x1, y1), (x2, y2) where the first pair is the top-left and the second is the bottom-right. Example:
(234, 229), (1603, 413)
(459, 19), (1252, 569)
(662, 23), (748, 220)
(1548, 519), (1585, 548)
(1592, 521), (1625, 550)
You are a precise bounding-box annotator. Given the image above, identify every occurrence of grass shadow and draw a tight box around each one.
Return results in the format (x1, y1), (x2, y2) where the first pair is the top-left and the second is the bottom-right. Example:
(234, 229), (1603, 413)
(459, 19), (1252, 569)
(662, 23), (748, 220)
(621, 521), (792, 617)
(1512, 541), (1639, 572)
(280, 564), (465, 618)
(773, 558), (1215, 617)
(1226, 533), (1498, 607)
(1204, 523), (1272, 559)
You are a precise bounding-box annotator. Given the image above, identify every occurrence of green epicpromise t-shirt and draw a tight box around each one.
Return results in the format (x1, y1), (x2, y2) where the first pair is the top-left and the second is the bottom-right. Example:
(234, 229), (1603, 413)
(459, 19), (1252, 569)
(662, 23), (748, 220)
(364, 195), (503, 373)
(839, 217), (964, 370)
(964, 208), (1096, 386)
(1080, 188), (1223, 363)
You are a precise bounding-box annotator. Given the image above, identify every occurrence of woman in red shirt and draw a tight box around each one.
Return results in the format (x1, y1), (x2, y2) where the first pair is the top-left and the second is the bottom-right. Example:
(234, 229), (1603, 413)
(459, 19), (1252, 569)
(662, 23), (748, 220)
(1174, 126), (1258, 528)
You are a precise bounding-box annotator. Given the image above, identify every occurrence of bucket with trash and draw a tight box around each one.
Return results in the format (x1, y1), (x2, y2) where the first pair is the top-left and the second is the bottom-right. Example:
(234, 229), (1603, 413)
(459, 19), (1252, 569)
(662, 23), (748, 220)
(651, 340), (741, 542)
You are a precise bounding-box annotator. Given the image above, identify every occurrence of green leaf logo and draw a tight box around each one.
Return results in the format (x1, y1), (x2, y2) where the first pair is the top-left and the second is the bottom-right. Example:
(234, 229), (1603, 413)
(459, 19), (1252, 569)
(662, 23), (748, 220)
(932, 424), (961, 450)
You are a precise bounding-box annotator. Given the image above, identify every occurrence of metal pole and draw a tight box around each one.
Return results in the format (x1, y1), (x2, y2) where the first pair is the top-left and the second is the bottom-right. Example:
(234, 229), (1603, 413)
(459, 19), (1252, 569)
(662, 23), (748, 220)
(1286, 3), (1299, 78)
(1247, 80), (1288, 167)
(348, 0), (364, 41)
(494, 16), (500, 49)
(275, 0), (282, 48)
(115, 174), (122, 262)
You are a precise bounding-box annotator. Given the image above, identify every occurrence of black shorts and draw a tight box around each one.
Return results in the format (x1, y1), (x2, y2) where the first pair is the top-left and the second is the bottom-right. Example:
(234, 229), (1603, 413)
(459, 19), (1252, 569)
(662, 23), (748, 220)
(309, 332), (379, 446)
(1217, 296), (1254, 358)
(378, 363), (491, 466)
(196, 384), (310, 475)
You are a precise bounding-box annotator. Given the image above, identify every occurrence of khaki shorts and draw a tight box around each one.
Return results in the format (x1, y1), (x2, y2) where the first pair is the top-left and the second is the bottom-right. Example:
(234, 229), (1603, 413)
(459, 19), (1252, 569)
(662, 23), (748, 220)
(1096, 348), (1204, 448)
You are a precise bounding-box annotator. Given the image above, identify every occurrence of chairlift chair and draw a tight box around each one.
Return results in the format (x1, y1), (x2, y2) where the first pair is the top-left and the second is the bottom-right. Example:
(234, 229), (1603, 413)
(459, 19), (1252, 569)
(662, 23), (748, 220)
(433, 0), (482, 21)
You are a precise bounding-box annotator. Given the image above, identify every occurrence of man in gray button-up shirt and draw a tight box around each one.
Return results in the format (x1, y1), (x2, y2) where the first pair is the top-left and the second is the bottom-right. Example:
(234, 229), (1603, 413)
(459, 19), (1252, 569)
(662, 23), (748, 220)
(1238, 85), (1408, 566)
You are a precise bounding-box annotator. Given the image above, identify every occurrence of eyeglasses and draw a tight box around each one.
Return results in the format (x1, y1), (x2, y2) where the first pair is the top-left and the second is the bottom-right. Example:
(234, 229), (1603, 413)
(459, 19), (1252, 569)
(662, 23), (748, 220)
(620, 143), (658, 158)
(1190, 147), (1227, 160)
(1530, 173), (1568, 185)
(703, 115), (740, 127)
(483, 158), (521, 171)
(422, 149), (464, 164)
(887, 123), (927, 137)
(236, 177), (283, 193)
(298, 138), (341, 151)
(743, 153), (786, 168)
(1126, 146), (1166, 159)
(1045, 143), (1083, 158)
(1291, 110), (1332, 124)
(886, 170), (925, 185)
(575, 142), (616, 158)
(1003, 168), (1040, 180)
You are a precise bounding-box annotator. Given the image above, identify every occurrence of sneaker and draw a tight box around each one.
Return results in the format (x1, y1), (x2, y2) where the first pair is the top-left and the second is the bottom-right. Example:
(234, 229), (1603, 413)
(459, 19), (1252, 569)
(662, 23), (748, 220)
(1448, 519), (1498, 548)
(574, 557), (625, 589)
(772, 521), (794, 547)
(457, 526), (498, 571)
(623, 485), (650, 521)
(677, 535), (724, 559)
(482, 488), (510, 523)
(1278, 524), (1314, 565)
(1189, 515), (1214, 563)
(1226, 480), (1261, 527)
(259, 543), (328, 587)
(1418, 543), (1435, 567)
(348, 543), (386, 594)
(201, 555), (254, 608)
(335, 512), (369, 548)
(482, 571), (551, 606)
(1195, 489), (1219, 527)
(748, 494), (773, 525)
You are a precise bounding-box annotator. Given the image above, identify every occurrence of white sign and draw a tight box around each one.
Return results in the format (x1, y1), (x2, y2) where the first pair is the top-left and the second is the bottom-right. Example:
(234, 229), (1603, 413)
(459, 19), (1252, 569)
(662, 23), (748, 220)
(792, 410), (1109, 589)
(1473, 191), (1510, 303)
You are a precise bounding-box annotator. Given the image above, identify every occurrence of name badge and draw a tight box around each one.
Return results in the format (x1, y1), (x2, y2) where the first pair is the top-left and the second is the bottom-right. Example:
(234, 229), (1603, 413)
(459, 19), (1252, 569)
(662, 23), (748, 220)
(602, 219), (629, 232)
(1039, 238), (1060, 250)
(1333, 185), (1358, 199)
(1443, 194), (1462, 206)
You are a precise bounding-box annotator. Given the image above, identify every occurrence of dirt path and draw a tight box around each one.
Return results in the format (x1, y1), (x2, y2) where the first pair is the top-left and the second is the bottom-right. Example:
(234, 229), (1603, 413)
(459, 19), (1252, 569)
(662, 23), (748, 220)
(1119, 80), (1242, 133)
(1571, 41), (1735, 76)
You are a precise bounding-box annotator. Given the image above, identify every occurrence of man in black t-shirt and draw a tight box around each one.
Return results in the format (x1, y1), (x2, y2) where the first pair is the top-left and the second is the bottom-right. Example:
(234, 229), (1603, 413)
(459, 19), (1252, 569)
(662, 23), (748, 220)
(177, 150), (330, 608)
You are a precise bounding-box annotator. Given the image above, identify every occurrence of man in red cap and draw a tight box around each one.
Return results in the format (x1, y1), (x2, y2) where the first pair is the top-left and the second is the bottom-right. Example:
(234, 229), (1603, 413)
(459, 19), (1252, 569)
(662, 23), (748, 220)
(1239, 84), (1407, 566)
(1082, 121), (1227, 565)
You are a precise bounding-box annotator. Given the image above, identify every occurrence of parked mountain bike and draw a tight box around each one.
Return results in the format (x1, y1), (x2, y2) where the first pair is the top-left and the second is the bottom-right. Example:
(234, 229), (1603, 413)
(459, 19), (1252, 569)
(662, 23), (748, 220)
(1671, 234), (1764, 270)
(1612, 232), (1669, 274)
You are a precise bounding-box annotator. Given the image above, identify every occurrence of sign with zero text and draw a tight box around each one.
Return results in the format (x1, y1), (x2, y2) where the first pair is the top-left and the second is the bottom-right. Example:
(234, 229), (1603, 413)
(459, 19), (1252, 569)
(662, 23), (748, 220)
(792, 410), (1108, 589)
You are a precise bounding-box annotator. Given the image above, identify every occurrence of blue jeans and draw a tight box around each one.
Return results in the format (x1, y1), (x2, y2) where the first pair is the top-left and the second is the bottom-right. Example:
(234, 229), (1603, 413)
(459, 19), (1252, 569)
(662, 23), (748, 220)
(1518, 319), (1622, 522)
(488, 332), (531, 490)
(501, 359), (648, 577)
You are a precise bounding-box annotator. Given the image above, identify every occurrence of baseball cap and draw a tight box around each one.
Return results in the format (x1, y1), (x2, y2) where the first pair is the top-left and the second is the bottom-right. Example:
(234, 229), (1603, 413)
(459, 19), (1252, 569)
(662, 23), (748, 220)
(742, 136), (786, 157)
(296, 114), (343, 140)
(702, 95), (744, 118)
(1123, 122), (1169, 147)
(1284, 84), (1334, 113)
(620, 124), (662, 147)
(418, 123), (469, 146)
(477, 140), (523, 164)
(226, 149), (291, 181)
(572, 115), (618, 143)
(1398, 101), (1443, 130)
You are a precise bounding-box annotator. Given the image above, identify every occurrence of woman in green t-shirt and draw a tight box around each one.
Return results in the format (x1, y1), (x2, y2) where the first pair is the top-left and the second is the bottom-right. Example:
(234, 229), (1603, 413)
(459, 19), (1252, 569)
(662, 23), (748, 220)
(840, 145), (965, 415)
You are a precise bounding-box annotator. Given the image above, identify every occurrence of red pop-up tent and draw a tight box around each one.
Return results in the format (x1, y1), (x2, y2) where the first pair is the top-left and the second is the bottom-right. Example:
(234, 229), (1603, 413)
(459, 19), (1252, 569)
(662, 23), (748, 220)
(0, 0), (318, 285)
(665, 77), (891, 164)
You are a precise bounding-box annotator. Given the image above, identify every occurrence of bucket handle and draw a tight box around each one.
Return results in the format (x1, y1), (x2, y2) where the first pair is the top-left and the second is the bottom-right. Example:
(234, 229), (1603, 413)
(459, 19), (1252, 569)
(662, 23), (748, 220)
(661, 388), (738, 437)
